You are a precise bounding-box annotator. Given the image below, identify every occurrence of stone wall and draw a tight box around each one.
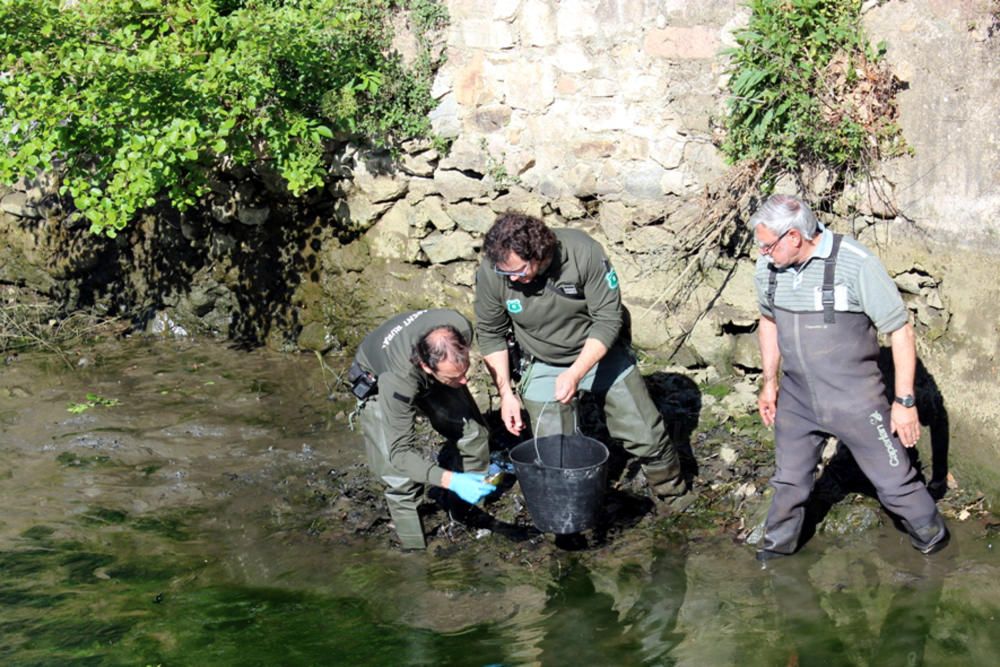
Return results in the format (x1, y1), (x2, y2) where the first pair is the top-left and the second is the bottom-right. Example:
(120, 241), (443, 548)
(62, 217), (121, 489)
(364, 0), (1000, 494)
(865, 1), (1000, 245)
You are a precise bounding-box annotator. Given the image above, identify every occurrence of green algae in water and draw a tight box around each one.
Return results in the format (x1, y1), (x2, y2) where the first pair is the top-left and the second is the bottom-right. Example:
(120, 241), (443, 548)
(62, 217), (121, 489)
(79, 507), (129, 526)
(55, 451), (114, 468)
(132, 512), (200, 541)
(5, 528), (1000, 666)
(0, 542), (504, 667)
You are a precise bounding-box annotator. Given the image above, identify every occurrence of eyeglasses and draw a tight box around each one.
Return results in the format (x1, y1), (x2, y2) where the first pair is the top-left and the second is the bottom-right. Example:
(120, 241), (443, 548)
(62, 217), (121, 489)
(757, 229), (791, 254)
(493, 262), (531, 278)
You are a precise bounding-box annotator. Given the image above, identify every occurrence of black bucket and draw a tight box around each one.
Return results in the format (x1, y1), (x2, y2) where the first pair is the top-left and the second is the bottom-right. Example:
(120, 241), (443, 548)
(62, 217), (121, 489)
(509, 433), (609, 534)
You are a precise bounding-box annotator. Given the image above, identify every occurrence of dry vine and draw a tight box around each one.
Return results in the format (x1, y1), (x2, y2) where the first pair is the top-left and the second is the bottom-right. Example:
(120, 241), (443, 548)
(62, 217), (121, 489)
(637, 160), (771, 322)
(0, 289), (124, 368)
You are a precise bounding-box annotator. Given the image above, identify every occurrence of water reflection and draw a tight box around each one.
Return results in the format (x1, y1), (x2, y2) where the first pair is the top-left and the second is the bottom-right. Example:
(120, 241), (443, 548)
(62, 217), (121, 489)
(3, 495), (1000, 666)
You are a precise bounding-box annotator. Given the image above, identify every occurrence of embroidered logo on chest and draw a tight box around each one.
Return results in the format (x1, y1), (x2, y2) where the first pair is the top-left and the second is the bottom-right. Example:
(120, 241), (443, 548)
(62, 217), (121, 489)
(506, 299), (523, 314)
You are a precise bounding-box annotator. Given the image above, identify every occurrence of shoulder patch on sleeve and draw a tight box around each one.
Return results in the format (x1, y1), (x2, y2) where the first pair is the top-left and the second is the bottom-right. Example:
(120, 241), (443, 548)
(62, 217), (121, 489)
(603, 259), (619, 290)
(392, 391), (413, 404)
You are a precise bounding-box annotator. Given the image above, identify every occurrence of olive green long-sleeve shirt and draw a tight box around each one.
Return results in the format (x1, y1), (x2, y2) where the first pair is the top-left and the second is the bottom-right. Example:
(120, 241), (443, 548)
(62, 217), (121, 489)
(354, 309), (473, 486)
(475, 228), (623, 365)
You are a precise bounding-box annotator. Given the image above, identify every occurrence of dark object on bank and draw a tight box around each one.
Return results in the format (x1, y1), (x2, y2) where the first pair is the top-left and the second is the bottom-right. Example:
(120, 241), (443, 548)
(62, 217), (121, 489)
(506, 329), (527, 382)
(347, 360), (377, 400)
(510, 433), (608, 534)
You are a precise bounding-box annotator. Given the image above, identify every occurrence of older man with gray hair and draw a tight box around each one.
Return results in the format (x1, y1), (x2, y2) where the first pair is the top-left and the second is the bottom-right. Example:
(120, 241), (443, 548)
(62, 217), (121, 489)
(749, 194), (948, 560)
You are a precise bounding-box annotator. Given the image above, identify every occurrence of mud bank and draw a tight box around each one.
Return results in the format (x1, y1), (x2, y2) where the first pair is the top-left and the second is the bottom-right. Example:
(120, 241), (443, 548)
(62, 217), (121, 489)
(1, 335), (994, 562)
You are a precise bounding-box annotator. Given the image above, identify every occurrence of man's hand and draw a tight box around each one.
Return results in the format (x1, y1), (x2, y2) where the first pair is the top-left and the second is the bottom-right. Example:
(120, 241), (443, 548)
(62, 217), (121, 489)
(891, 403), (921, 447)
(499, 391), (524, 435)
(554, 338), (607, 404)
(758, 378), (778, 427)
(554, 369), (582, 404)
(444, 471), (495, 504)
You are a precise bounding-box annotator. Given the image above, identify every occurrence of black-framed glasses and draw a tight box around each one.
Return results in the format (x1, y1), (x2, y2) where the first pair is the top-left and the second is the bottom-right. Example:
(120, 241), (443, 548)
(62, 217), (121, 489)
(757, 229), (791, 254)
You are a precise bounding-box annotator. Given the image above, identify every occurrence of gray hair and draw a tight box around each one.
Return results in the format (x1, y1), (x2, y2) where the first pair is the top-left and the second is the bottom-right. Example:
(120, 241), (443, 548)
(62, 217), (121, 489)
(748, 194), (820, 240)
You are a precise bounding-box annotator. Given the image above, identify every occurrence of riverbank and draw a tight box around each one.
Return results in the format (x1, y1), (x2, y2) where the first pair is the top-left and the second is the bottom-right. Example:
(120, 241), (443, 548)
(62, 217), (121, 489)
(2, 334), (992, 562)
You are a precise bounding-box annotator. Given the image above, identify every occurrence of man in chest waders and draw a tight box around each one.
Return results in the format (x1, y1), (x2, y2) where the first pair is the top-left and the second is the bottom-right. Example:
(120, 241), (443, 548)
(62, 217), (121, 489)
(351, 309), (495, 550)
(474, 211), (685, 502)
(749, 195), (949, 560)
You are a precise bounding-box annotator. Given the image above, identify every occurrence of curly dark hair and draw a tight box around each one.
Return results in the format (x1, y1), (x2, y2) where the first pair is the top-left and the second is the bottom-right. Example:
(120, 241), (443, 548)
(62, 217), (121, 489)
(483, 211), (558, 266)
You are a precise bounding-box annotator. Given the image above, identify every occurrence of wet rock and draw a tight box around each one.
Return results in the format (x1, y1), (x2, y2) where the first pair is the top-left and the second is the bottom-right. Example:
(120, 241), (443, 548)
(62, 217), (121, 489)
(297, 322), (335, 353)
(322, 240), (370, 274)
(820, 500), (883, 536)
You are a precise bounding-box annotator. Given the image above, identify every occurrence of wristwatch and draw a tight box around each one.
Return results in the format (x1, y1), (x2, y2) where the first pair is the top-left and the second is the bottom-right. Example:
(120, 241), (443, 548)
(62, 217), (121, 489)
(894, 394), (916, 408)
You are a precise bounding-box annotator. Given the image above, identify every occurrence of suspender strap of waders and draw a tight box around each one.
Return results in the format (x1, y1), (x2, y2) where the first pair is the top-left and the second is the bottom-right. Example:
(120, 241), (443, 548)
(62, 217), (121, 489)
(822, 234), (843, 324)
(767, 264), (778, 313)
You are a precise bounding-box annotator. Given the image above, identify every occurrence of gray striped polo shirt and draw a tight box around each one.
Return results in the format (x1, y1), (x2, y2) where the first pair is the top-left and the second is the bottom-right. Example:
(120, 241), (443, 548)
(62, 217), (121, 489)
(753, 225), (908, 334)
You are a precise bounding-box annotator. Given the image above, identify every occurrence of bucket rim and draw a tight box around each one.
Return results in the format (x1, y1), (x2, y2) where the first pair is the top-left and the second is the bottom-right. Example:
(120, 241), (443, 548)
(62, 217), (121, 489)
(509, 434), (609, 471)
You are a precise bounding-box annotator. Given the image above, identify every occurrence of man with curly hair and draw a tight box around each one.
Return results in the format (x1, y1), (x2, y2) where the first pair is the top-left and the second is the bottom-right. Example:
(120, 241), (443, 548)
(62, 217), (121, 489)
(474, 212), (685, 500)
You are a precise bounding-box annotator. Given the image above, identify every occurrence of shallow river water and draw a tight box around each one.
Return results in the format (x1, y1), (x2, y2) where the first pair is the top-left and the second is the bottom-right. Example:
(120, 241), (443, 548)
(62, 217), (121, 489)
(1, 338), (999, 666)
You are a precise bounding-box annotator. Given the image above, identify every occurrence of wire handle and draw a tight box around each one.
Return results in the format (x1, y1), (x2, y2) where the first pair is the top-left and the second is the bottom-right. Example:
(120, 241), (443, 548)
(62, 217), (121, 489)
(530, 396), (580, 466)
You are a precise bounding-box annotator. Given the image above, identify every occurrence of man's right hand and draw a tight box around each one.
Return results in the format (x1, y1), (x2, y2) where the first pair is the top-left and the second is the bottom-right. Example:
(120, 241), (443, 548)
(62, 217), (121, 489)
(500, 391), (524, 436)
(446, 472), (495, 504)
(758, 379), (778, 427)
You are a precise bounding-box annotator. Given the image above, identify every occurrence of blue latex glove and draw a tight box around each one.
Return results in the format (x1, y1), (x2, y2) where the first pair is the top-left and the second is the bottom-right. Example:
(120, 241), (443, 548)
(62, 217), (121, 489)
(447, 472), (495, 504)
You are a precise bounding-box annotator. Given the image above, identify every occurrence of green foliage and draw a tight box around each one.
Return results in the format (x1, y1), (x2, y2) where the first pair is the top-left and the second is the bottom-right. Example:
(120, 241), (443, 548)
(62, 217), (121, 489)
(0, 0), (446, 236)
(67, 393), (121, 413)
(722, 0), (905, 176)
(701, 382), (733, 400)
(480, 138), (519, 190)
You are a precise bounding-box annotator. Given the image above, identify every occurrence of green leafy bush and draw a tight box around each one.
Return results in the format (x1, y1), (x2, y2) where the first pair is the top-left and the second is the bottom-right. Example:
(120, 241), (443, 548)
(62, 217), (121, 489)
(722, 0), (906, 177)
(0, 0), (445, 236)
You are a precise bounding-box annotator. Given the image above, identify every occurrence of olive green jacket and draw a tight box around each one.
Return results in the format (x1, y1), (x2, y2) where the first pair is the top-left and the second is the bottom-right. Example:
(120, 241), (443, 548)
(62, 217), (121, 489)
(354, 309), (473, 486)
(474, 228), (623, 365)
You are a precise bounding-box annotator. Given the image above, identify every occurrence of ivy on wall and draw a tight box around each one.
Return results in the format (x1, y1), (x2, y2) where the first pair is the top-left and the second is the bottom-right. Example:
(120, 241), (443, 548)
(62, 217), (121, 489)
(721, 0), (907, 183)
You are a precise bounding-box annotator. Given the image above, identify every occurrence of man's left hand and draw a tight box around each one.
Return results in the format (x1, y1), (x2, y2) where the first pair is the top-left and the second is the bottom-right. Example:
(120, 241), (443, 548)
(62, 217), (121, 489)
(891, 403), (921, 448)
(554, 369), (581, 404)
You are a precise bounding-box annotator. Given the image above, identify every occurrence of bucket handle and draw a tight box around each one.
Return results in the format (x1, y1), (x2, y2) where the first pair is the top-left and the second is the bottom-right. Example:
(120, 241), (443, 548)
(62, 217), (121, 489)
(531, 396), (580, 467)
